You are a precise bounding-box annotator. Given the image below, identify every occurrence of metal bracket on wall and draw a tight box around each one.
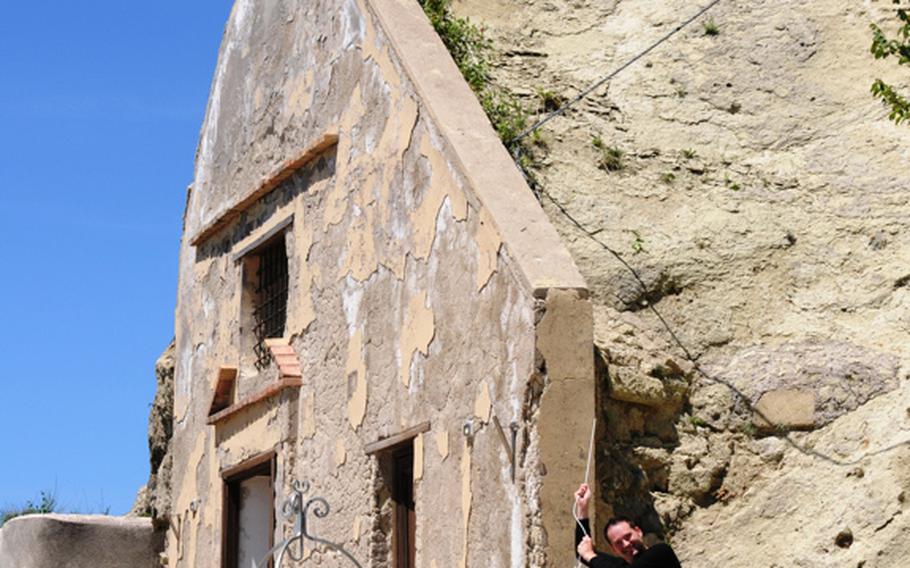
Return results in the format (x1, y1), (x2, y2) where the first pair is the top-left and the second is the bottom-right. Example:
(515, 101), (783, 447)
(492, 415), (519, 483)
(254, 479), (363, 568)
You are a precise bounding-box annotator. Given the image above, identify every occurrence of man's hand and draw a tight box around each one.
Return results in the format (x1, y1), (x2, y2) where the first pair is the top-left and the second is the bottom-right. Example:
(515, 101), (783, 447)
(574, 483), (592, 519)
(577, 536), (596, 562)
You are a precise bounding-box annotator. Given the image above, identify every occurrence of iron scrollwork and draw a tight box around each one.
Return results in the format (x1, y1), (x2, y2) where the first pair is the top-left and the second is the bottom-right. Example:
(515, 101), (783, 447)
(253, 480), (363, 568)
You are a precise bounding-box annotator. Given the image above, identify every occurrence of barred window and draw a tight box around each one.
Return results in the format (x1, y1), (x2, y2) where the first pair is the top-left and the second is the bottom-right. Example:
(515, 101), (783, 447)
(251, 238), (288, 370)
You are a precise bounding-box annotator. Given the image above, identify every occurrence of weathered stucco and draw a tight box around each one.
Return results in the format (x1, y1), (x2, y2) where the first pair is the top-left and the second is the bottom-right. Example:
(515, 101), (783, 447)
(0, 515), (163, 568)
(169, 1), (591, 567)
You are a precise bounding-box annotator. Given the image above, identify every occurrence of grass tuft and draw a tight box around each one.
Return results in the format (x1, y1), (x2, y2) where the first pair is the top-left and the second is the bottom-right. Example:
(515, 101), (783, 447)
(598, 145), (625, 172)
(703, 18), (719, 36)
(1, 491), (58, 527)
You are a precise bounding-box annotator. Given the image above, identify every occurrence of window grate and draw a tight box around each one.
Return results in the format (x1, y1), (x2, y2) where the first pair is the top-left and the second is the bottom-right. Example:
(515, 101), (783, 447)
(253, 239), (288, 371)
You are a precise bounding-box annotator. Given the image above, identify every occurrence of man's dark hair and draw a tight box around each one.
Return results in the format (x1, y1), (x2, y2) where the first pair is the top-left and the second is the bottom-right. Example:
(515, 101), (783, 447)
(603, 516), (638, 541)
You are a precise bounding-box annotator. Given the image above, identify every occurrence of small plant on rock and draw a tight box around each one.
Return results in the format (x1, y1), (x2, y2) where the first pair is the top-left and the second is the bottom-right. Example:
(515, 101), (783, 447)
(670, 78), (687, 98)
(690, 415), (708, 428)
(661, 172), (676, 184)
(598, 145), (625, 172)
(738, 421), (757, 437)
(629, 230), (646, 254)
(535, 87), (565, 112)
(530, 129), (548, 148)
(681, 148), (698, 160)
(703, 18), (720, 36)
(478, 88), (529, 144)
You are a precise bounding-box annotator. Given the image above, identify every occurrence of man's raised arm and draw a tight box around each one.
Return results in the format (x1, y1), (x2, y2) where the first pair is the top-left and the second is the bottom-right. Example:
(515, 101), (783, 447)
(574, 483), (597, 564)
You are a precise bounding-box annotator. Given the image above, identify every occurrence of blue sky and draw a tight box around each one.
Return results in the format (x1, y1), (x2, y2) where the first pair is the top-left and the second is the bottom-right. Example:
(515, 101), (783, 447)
(0, 2), (234, 515)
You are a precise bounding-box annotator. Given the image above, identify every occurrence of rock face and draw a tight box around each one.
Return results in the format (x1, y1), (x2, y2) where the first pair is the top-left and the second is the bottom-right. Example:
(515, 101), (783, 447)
(0, 514), (163, 568)
(451, 0), (910, 564)
(147, 340), (175, 528)
(672, 385), (910, 567)
(133, 340), (175, 528)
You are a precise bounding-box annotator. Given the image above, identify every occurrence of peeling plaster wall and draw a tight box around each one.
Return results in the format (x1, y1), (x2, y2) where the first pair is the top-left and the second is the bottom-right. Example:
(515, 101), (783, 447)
(169, 1), (591, 567)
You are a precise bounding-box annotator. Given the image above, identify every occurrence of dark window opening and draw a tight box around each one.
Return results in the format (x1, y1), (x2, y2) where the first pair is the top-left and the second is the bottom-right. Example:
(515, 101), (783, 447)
(252, 238), (288, 371)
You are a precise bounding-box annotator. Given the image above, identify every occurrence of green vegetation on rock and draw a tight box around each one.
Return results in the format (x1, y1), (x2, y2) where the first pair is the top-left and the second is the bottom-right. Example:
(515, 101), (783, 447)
(703, 18), (720, 36)
(870, 1), (910, 125)
(418, 0), (539, 185)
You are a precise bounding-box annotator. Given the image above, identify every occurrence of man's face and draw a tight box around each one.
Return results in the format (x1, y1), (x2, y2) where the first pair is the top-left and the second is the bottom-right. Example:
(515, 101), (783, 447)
(606, 521), (645, 563)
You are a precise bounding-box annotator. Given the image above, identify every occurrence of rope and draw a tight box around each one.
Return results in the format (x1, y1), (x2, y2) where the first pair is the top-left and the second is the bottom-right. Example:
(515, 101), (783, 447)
(508, 0), (724, 145)
(584, 418), (597, 486)
(573, 418), (597, 567)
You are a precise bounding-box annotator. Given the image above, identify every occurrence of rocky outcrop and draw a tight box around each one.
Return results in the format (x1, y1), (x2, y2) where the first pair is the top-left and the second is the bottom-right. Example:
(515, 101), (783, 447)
(134, 340), (175, 529)
(451, 0), (910, 564)
(0, 514), (163, 568)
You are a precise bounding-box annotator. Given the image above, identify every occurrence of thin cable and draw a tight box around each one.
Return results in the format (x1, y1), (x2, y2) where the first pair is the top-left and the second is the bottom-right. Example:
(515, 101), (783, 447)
(508, 0), (723, 145)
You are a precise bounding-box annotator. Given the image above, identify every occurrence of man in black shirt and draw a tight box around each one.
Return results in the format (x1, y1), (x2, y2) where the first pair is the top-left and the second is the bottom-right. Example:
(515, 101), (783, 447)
(573, 483), (682, 567)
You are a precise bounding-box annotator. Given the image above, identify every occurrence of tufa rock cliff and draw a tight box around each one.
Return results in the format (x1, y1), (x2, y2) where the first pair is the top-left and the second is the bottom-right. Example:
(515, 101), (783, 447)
(450, 0), (910, 565)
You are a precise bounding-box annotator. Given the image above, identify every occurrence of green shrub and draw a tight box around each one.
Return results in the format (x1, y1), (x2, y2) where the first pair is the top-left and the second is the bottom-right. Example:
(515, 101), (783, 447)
(419, 0), (490, 93)
(479, 88), (529, 144)
(418, 0), (540, 185)
(869, 3), (910, 125)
